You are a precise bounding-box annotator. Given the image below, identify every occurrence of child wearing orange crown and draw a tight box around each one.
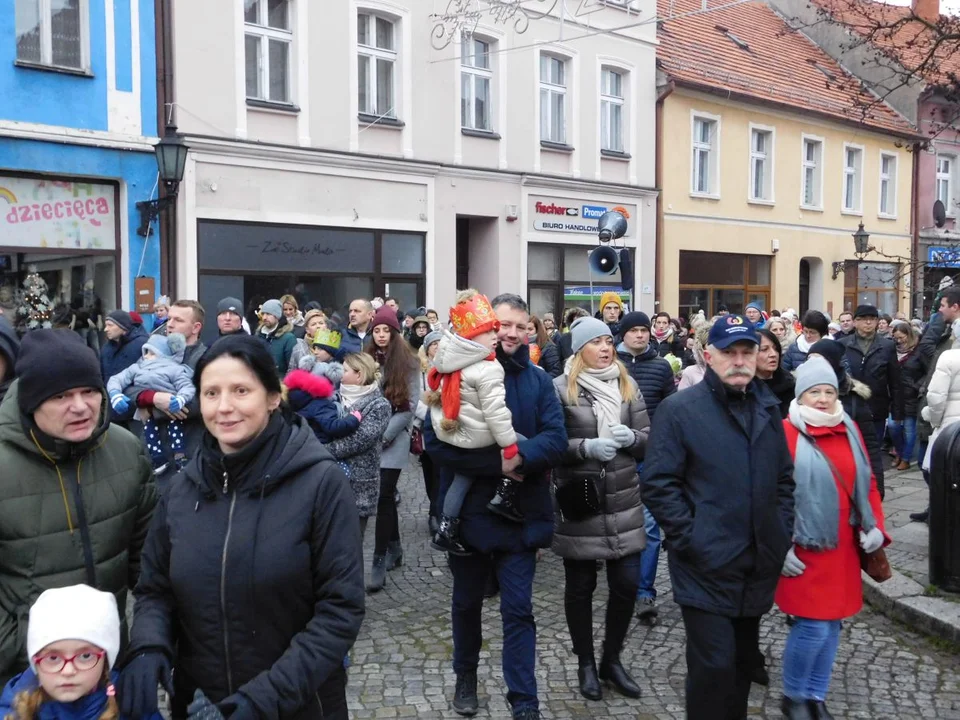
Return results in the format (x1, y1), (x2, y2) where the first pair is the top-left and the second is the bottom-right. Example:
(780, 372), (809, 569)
(426, 289), (522, 555)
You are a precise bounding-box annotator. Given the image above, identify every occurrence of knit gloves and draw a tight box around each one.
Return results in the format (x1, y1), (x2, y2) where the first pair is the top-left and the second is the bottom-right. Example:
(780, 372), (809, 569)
(117, 651), (172, 719)
(187, 690), (257, 720)
(608, 424), (635, 448)
(583, 438), (618, 462)
(860, 527), (884, 554)
(781, 546), (806, 577)
(110, 394), (130, 414)
(168, 395), (187, 414)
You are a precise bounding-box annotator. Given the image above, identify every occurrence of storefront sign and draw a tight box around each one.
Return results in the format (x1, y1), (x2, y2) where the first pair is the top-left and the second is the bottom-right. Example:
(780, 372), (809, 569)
(928, 245), (960, 268)
(0, 176), (117, 250)
(531, 196), (634, 236)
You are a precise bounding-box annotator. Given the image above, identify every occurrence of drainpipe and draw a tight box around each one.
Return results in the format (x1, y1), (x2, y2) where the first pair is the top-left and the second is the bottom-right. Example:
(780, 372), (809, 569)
(911, 140), (921, 317)
(654, 80), (675, 312)
(154, 0), (178, 297)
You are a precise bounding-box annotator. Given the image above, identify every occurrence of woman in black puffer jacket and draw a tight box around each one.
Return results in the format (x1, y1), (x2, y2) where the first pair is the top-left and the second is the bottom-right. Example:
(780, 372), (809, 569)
(890, 321), (924, 470)
(121, 335), (364, 720)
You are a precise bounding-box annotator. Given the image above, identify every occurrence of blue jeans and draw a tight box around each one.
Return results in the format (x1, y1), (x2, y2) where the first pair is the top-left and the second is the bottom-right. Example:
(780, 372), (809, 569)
(637, 506), (661, 600)
(449, 550), (539, 713)
(887, 415), (918, 464)
(782, 618), (842, 701)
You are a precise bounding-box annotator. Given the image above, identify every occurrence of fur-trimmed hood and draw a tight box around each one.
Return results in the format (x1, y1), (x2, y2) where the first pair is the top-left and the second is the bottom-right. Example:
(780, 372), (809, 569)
(283, 369), (334, 399)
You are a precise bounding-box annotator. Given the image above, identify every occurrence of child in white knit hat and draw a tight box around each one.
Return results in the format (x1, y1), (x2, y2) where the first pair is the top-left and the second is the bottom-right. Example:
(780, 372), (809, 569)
(0, 585), (160, 720)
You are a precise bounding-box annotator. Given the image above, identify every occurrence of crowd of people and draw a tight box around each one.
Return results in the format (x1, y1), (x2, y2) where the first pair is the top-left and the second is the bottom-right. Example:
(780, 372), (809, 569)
(0, 282), (955, 720)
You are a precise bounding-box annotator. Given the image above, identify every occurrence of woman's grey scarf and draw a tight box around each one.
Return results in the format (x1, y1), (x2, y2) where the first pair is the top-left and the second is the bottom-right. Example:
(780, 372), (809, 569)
(788, 401), (877, 550)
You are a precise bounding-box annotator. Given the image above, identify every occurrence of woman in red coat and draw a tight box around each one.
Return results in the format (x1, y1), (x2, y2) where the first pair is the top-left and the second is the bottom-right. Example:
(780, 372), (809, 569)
(777, 357), (889, 720)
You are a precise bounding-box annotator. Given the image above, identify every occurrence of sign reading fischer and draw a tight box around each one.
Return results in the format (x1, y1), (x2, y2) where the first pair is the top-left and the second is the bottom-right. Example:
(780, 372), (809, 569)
(531, 196), (635, 236)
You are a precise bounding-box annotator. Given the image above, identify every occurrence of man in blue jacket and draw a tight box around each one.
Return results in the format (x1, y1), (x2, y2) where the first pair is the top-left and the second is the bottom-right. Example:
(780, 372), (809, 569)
(641, 315), (794, 720)
(424, 293), (566, 720)
(100, 310), (148, 387)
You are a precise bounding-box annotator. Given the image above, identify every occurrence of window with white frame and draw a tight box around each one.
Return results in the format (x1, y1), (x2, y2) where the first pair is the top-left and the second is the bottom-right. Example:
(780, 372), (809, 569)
(540, 54), (567, 144)
(691, 115), (717, 195)
(461, 36), (492, 132)
(750, 128), (772, 201)
(802, 137), (823, 208)
(937, 154), (955, 215)
(600, 68), (624, 153)
(244, 0), (291, 103)
(358, 12), (397, 118)
(15, 0), (87, 70)
(843, 145), (863, 213)
(879, 153), (897, 216)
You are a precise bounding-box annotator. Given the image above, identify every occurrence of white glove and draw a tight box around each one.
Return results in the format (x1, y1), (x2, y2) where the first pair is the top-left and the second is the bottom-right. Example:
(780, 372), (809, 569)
(921, 406), (931, 422)
(608, 424), (635, 449)
(583, 438), (619, 462)
(860, 527), (884, 554)
(781, 546), (806, 577)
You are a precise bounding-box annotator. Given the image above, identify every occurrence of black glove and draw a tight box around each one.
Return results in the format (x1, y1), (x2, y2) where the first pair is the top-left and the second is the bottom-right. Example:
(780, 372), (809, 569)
(218, 693), (257, 720)
(117, 651), (172, 719)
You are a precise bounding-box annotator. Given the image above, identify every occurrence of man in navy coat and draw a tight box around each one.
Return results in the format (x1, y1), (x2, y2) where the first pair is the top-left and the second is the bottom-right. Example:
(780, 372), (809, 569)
(424, 293), (566, 720)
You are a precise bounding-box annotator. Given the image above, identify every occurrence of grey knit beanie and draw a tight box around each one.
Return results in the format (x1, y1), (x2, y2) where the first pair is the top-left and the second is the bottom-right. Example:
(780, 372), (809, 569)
(260, 299), (284, 319)
(570, 317), (613, 354)
(423, 329), (442, 351)
(794, 356), (838, 399)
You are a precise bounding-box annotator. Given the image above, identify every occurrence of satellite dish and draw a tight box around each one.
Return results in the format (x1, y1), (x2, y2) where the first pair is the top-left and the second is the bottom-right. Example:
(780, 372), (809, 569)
(934, 199), (947, 228)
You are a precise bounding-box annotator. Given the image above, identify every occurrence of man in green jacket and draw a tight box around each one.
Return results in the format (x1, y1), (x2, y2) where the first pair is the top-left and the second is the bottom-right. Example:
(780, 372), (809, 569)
(0, 329), (156, 682)
(256, 298), (298, 373)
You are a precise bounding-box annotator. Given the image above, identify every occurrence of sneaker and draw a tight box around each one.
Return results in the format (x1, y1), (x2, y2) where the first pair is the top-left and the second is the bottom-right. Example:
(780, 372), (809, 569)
(152, 460), (169, 476)
(452, 671), (478, 716)
(635, 596), (658, 625)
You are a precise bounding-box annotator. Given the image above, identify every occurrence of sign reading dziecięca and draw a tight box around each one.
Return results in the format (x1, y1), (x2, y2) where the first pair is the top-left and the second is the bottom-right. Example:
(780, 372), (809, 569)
(0, 176), (117, 250)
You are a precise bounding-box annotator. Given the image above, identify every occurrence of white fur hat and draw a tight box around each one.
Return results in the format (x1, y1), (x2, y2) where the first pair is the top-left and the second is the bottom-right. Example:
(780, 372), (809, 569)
(27, 585), (120, 671)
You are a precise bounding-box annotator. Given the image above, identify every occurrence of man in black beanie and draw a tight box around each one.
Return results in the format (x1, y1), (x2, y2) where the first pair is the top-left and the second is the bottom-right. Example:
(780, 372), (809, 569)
(0, 329), (156, 682)
(100, 309), (148, 386)
(216, 297), (248, 336)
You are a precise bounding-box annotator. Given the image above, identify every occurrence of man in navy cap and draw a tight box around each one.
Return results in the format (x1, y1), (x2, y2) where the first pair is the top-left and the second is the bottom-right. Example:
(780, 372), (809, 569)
(641, 315), (795, 720)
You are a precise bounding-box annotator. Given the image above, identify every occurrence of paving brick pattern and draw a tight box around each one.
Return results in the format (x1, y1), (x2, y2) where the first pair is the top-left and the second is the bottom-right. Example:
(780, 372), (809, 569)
(346, 462), (960, 719)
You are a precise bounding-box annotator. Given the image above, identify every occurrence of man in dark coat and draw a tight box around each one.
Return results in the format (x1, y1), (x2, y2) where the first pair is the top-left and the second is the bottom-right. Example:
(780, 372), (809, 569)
(424, 293), (566, 720)
(100, 310), (149, 385)
(838, 304), (904, 444)
(641, 315), (794, 720)
(216, 296), (248, 336)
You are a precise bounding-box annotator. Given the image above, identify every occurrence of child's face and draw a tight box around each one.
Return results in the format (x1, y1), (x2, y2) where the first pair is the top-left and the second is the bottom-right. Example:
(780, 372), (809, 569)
(33, 640), (105, 702)
(311, 346), (333, 362)
(473, 329), (498, 351)
(143, 349), (158, 361)
(341, 364), (361, 386)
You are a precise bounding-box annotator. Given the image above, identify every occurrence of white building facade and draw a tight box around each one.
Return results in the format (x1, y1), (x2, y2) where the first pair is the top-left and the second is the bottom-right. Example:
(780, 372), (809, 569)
(169, 0), (658, 333)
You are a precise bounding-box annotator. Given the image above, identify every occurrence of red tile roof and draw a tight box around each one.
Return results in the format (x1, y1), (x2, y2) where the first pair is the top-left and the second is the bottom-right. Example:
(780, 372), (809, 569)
(656, 0), (917, 136)
(810, 0), (960, 89)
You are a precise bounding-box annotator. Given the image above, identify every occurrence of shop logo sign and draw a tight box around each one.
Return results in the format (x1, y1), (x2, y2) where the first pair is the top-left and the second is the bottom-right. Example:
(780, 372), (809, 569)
(581, 205), (607, 220)
(0, 177), (116, 250)
(535, 201), (579, 216)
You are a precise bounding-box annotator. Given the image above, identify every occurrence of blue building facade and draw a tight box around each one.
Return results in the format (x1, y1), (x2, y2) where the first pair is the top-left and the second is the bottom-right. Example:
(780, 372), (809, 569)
(0, 0), (160, 329)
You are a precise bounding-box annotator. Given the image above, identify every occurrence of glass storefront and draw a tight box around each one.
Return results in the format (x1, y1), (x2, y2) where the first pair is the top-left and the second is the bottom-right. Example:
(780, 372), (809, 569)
(678, 251), (771, 319)
(527, 243), (633, 317)
(843, 260), (899, 315)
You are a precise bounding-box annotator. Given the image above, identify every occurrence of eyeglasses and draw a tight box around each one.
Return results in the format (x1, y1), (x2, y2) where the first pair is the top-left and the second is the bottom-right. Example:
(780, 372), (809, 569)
(33, 650), (105, 674)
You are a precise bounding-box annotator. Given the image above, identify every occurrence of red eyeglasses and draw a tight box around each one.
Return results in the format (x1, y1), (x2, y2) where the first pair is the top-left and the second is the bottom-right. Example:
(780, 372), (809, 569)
(32, 650), (105, 674)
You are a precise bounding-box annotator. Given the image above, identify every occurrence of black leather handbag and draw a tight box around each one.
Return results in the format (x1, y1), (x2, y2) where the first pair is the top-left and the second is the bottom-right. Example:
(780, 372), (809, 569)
(555, 465), (606, 522)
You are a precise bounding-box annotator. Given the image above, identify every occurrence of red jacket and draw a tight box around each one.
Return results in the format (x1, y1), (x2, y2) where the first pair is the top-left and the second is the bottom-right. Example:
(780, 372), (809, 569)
(775, 420), (890, 620)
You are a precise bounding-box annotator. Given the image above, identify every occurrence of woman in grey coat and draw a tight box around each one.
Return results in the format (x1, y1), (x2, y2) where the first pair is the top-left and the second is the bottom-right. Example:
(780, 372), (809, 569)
(553, 318), (649, 703)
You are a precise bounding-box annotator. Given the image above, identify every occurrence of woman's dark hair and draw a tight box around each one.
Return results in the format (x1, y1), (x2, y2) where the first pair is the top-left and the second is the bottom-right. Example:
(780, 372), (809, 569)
(365, 328), (417, 409)
(528, 315), (550, 348)
(756, 328), (783, 360)
(654, 311), (671, 321)
(195, 334), (282, 397)
(770, 309), (781, 317)
(880, 313), (893, 324)
(801, 310), (829, 338)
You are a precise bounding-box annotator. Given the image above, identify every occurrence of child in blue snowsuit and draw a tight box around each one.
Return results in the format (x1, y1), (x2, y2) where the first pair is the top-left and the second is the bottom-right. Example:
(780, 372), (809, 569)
(283, 369), (361, 443)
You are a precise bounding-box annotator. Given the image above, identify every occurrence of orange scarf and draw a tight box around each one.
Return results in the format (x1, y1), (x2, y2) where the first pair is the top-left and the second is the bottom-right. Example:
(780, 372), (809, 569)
(427, 351), (496, 424)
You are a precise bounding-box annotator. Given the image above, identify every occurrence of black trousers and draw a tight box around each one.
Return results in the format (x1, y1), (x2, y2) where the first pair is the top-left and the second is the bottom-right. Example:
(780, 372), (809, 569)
(680, 606), (760, 720)
(563, 554), (641, 659)
(420, 451), (440, 520)
(374, 467), (402, 556)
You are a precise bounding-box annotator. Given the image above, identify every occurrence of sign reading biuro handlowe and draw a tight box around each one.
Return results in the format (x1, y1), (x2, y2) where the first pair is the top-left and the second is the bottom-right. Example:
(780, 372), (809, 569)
(530, 196), (636, 237)
(0, 176), (117, 250)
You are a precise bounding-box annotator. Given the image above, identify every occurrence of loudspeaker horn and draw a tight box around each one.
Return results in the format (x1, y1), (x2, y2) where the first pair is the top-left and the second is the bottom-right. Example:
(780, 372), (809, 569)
(589, 245), (619, 275)
(597, 211), (628, 241)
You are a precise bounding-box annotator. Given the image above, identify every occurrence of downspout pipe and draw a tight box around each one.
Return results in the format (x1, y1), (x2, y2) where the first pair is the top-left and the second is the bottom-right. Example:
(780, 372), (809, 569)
(655, 80), (676, 313)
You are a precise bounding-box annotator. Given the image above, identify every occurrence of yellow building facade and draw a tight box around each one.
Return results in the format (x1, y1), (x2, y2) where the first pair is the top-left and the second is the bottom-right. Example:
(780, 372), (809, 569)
(659, 89), (914, 320)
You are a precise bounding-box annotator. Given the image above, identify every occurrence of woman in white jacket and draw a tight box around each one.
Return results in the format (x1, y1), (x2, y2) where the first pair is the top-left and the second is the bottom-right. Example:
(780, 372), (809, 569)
(922, 319), (960, 471)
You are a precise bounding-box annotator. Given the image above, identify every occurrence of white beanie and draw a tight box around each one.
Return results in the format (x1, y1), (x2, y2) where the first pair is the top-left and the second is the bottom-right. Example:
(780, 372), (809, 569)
(27, 585), (120, 671)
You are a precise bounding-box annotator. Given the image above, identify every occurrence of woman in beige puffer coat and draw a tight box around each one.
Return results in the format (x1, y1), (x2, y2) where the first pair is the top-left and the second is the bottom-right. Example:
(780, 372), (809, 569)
(551, 317), (649, 704)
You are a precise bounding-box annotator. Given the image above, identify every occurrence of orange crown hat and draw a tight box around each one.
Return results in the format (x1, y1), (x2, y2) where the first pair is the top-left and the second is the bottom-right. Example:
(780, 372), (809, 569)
(449, 293), (500, 340)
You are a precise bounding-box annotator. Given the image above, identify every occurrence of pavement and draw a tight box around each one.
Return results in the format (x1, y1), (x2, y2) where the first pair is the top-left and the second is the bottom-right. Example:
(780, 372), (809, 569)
(347, 460), (960, 719)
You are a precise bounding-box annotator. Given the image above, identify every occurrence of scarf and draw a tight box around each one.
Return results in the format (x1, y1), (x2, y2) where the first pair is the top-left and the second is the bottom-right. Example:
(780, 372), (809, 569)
(652, 326), (674, 344)
(340, 381), (379, 408)
(566, 356), (622, 439)
(795, 334), (812, 354)
(788, 399), (876, 550)
(427, 349), (496, 424)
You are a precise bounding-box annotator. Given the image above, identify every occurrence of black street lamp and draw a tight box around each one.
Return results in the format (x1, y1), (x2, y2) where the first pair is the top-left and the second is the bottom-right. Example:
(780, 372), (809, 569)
(832, 223), (874, 280)
(137, 125), (188, 237)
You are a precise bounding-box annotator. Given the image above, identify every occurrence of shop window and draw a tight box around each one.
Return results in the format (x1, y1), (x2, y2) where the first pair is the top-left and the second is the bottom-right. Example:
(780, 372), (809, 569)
(678, 251), (770, 319)
(843, 261), (898, 316)
(461, 36), (493, 132)
(245, 0), (292, 104)
(16, 0), (88, 71)
(358, 11), (397, 118)
(527, 243), (632, 318)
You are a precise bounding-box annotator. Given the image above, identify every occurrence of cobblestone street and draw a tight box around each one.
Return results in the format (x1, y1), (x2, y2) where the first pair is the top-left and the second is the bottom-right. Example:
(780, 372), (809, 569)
(347, 465), (960, 720)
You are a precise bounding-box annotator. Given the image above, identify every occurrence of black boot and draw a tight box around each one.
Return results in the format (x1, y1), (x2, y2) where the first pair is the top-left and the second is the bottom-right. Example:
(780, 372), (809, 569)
(751, 650), (770, 686)
(808, 700), (835, 719)
(366, 555), (386, 594)
(910, 509), (930, 523)
(780, 696), (815, 720)
(431, 516), (473, 556)
(486, 478), (525, 523)
(429, 515), (440, 534)
(599, 654), (641, 699)
(452, 671), (478, 716)
(577, 655), (602, 701)
(386, 540), (403, 570)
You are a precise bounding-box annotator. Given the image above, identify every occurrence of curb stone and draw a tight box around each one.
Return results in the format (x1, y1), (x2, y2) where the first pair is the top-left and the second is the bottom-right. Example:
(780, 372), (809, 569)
(863, 569), (960, 645)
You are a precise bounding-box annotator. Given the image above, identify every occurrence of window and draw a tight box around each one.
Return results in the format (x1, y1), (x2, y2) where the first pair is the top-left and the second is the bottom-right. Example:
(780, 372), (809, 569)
(678, 251), (771, 318)
(749, 127), (773, 201)
(527, 244), (635, 317)
(540, 55), (567, 144)
(879, 152), (898, 217)
(843, 145), (863, 213)
(937, 154), (954, 215)
(244, 0), (291, 103)
(358, 13), (396, 118)
(461, 37), (492, 131)
(843, 261), (898, 316)
(691, 115), (718, 196)
(15, 0), (87, 70)
(801, 137), (823, 208)
(600, 68), (624, 153)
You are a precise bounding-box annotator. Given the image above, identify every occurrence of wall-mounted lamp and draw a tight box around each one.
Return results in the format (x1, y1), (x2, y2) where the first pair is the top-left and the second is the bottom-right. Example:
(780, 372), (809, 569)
(136, 125), (188, 237)
(831, 223), (873, 280)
